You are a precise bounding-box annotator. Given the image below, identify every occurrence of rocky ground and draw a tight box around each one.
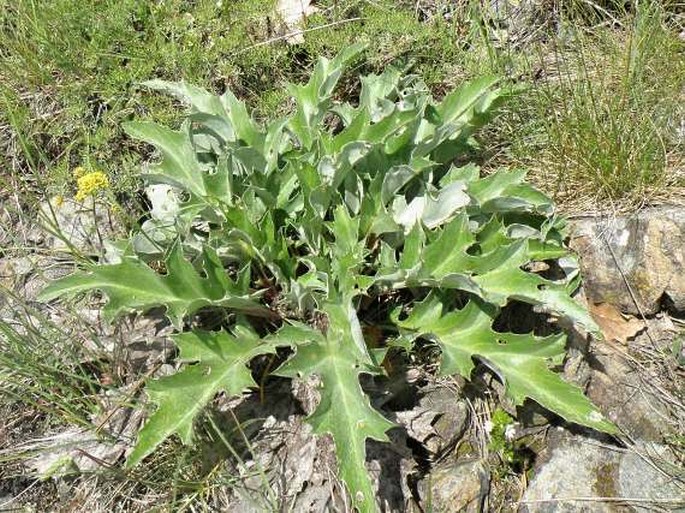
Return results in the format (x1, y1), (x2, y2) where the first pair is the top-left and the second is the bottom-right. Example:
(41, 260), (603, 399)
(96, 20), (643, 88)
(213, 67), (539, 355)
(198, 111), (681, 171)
(1, 196), (684, 512)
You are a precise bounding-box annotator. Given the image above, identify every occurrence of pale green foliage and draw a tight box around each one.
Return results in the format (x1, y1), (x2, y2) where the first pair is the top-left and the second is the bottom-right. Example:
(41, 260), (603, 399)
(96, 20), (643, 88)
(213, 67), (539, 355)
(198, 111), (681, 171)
(395, 294), (614, 433)
(39, 44), (615, 512)
(128, 326), (282, 467)
(40, 245), (271, 326)
(277, 304), (395, 512)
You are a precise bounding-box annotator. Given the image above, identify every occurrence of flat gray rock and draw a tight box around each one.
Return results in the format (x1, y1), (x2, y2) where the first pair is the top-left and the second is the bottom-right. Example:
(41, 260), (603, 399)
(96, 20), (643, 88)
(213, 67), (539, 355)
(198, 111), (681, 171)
(520, 433), (685, 513)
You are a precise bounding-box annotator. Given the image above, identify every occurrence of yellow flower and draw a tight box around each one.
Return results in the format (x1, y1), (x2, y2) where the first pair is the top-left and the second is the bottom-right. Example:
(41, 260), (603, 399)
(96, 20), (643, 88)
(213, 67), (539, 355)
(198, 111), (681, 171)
(54, 195), (65, 208)
(73, 166), (87, 178)
(75, 170), (109, 202)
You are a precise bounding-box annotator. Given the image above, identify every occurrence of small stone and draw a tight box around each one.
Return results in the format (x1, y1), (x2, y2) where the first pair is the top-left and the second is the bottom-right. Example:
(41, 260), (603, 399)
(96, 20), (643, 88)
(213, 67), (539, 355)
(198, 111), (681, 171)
(395, 386), (469, 456)
(291, 375), (321, 416)
(419, 459), (489, 513)
(0, 254), (72, 306)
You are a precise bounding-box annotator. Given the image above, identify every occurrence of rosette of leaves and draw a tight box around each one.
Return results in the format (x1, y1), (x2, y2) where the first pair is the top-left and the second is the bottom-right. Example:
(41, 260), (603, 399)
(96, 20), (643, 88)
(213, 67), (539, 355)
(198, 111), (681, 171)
(39, 44), (615, 513)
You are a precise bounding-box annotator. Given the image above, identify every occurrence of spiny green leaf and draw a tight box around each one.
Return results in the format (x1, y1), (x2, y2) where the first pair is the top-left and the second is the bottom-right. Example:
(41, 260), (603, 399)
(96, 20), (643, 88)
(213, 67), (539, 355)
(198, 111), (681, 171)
(123, 121), (208, 198)
(141, 79), (263, 146)
(287, 42), (366, 148)
(391, 182), (470, 231)
(359, 68), (401, 121)
(413, 76), (503, 159)
(126, 325), (288, 467)
(363, 108), (421, 146)
(141, 80), (227, 117)
(380, 165), (418, 205)
(330, 205), (361, 258)
(220, 89), (264, 147)
(377, 213), (599, 334)
(472, 255), (599, 334)
(276, 303), (394, 513)
(396, 295), (616, 434)
(467, 168), (554, 215)
(421, 212), (475, 274)
(38, 245), (270, 327)
(329, 206), (367, 297)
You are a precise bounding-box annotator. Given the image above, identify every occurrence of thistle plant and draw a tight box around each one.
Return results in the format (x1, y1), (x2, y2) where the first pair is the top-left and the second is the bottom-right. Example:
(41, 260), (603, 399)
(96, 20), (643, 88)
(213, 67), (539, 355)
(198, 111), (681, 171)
(39, 44), (614, 512)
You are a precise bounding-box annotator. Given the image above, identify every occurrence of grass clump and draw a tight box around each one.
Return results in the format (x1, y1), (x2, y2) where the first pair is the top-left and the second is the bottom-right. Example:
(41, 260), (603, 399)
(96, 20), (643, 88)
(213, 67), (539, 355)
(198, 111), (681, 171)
(503, 1), (685, 210)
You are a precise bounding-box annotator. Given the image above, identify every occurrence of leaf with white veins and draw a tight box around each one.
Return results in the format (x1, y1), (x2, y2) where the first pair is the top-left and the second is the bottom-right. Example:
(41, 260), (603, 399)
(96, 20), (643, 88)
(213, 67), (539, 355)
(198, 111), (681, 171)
(276, 303), (394, 513)
(38, 245), (271, 327)
(396, 295), (616, 433)
(126, 325), (290, 467)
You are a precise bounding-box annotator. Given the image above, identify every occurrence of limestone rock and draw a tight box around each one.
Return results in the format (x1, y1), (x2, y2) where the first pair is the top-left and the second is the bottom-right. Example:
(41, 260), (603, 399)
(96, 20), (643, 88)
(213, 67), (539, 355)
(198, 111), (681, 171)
(585, 344), (671, 442)
(421, 387), (470, 454)
(617, 443), (685, 513)
(39, 197), (120, 254)
(520, 433), (685, 513)
(419, 459), (489, 513)
(520, 433), (620, 513)
(27, 428), (127, 477)
(396, 386), (469, 457)
(568, 208), (685, 315)
(0, 254), (72, 312)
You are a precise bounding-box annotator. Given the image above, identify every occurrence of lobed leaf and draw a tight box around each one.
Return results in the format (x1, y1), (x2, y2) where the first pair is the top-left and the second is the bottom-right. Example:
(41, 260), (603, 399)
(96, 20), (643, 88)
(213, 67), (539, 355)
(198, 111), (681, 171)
(276, 303), (394, 513)
(141, 79), (263, 146)
(38, 245), (270, 327)
(127, 325), (292, 467)
(396, 295), (616, 434)
(287, 42), (367, 148)
(376, 212), (600, 334)
(123, 121), (208, 198)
